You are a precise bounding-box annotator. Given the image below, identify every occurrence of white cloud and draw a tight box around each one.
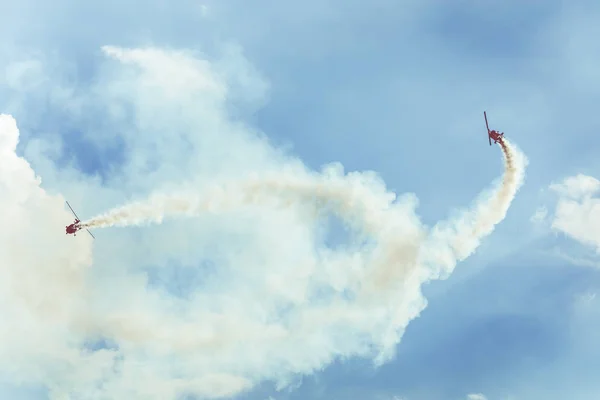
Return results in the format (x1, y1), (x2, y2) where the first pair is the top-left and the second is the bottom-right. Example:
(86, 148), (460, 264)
(467, 394), (488, 400)
(0, 45), (525, 399)
(549, 174), (600, 252)
(549, 174), (600, 200)
(530, 206), (548, 223)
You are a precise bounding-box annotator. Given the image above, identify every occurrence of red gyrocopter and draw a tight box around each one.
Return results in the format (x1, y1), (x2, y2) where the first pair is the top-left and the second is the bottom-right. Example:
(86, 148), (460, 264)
(65, 201), (95, 239)
(484, 111), (504, 145)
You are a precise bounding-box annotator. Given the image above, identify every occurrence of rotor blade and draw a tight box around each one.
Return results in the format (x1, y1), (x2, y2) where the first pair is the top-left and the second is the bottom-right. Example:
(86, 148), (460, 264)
(65, 201), (81, 220)
(484, 111), (490, 131)
(484, 111), (491, 145)
(86, 229), (95, 239)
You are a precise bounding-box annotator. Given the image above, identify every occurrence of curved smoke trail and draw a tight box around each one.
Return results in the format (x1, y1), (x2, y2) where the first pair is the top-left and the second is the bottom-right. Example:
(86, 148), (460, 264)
(418, 138), (526, 280)
(80, 165), (398, 234)
(81, 139), (525, 244)
(79, 137), (526, 295)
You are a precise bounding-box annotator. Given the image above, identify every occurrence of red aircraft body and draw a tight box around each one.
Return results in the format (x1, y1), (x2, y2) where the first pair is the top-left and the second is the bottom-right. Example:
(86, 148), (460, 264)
(484, 111), (504, 145)
(66, 218), (81, 235)
(65, 201), (95, 239)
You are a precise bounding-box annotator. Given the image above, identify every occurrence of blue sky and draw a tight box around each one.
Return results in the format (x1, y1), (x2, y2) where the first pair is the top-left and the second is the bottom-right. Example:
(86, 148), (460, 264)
(1, 1), (600, 399)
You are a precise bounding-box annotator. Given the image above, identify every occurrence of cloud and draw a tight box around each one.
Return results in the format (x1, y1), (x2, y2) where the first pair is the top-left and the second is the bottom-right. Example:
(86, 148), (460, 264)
(548, 174), (600, 252)
(575, 291), (596, 307)
(0, 114), (95, 395)
(0, 44), (525, 400)
(549, 174), (600, 200)
(466, 394), (488, 400)
(530, 206), (547, 224)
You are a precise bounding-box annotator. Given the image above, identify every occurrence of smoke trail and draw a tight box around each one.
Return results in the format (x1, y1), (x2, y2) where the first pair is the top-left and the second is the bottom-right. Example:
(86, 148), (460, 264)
(80, 139), (526, 267)
(82, 140), (523, 230)
(460, 138), (525, 254)
(361, 138), (526, 361)
(80, 165), (396, 234)
(474, 138), (522, 236)
(418, 138), (526, 278)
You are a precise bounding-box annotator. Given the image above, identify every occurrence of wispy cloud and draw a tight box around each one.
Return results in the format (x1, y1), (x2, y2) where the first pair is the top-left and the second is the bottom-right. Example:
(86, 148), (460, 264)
(530, 206), (547, 224)
(466, 394), (488, 400)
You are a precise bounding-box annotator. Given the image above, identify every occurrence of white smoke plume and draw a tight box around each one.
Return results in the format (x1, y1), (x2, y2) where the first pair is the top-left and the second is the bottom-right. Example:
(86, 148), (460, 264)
(1, 124), (526, 400)
(76, 136), (526, 361)
(81, 139), (524, 242)
(81, 138), (525, 274)
(80, 165), (395, 233)
(0, 45), (527, 400)
(418, 138), (526, 280)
